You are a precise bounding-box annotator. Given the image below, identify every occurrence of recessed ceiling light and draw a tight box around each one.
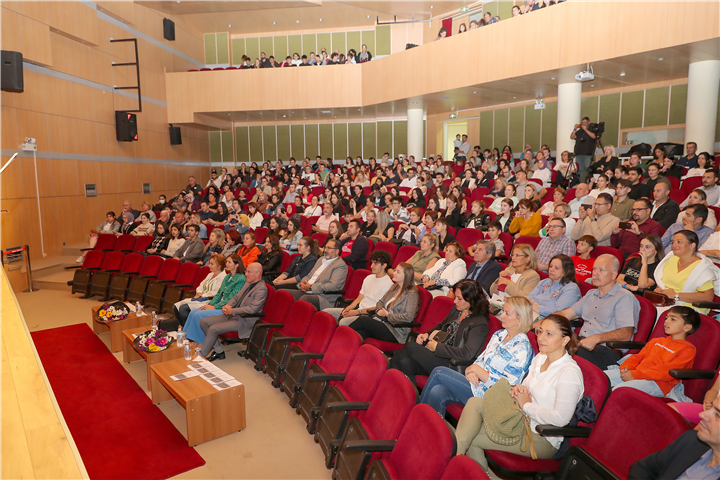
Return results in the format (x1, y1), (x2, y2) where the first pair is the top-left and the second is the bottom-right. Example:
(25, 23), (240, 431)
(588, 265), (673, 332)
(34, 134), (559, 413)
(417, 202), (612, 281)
(321, 110), (331, 113)
(550, 77), (556, 80)
(590, 84), (595, 87)
(620, 72), (626, 77)
(473, 91), (477, 94)
(227, 113), (231, 116)
(283, 115), (286, 118)
(430, 5), (433, 9)
(272, 21), (276, 24)
(366, 15), (370, 18)
(513, 96), (516, 99)
(657, 57), (664, 61)
(228, 24), (231, 27)
(296, 20), (300, 23)
(413, 102), (418, 105)
(319, 18), (322, 21)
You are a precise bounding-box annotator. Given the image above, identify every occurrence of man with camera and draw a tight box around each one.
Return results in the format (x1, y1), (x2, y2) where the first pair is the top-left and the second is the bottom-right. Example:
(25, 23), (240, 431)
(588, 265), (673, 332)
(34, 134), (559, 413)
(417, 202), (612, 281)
(610, 198), (663, 259)
(571, 192), (620, 246)
(570, 117), (597, 182)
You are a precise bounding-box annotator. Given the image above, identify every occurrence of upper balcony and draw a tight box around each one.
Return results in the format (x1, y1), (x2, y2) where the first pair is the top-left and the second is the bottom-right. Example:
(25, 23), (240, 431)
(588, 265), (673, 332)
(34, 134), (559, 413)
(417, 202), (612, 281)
(165, 0), (720, 126)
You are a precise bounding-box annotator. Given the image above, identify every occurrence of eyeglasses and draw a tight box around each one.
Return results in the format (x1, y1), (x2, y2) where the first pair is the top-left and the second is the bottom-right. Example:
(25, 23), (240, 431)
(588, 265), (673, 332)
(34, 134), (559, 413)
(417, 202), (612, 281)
(594, 203), (610, 207)
(547, 224), (565, 229)
(510, 253), (528, 257)
(632, 207), (650, 211)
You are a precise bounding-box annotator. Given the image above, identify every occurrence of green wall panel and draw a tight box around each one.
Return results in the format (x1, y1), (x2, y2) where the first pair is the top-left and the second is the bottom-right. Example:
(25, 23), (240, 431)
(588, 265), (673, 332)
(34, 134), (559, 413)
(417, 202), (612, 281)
(669, 84), (687, 125)
(235, 126), (249, 163)
(274, 36), (288, 62)
(524, 105), (541, 151)
(348, 123), (362, 158)
(277, 125), (291, 161)
(361, 30), (375, 56)
(317, 33), (331, 54)
(263, 126), (277, 161)
(291, 125), (305, 160)
(581, 97), (599, 123)
(332, 32), (346, 55)
(347, 31), (361, 54)
(644, 87), (669, 127)
(498, 0), (513, 20)
(599, 93), (621, 147)
(319, 124), (333, 159)
(334, 123), (348, 160)
(541, 102), (558, 150)
(221, 130), (233, 163)
(393, 120), (407, 158)
(483, 1), (498, 19)
(249, 126), (263, 162)
(216, 33), (229, 64)
(204, 33), (217, 64)
(508, 106), (524, 152)
(621, 91), (643, 129)
(716, 86), (720, 143)
(377, 121), (393, 158)
(479, 111), (494, 149)
(363, 122), (377, 159)
(493, 109), (509, 149)
(259, 37), (274, 57)
(302, 34), (316, 56)
(245, 37), (259, 61)
(231, 38), (245, 65)
(375, 25), (390, 56)
(209, 131), (221, 163)
(288, 35), (302, 58)
(305, 124), (319, 157)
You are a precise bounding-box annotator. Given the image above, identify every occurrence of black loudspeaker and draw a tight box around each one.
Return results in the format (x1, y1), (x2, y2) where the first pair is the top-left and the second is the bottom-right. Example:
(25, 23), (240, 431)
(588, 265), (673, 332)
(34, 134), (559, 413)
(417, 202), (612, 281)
(163, 18), (175, 41)
(1, 50), (24, 93)
(169, 125), (182, 145)
(115, 111), (138, 142)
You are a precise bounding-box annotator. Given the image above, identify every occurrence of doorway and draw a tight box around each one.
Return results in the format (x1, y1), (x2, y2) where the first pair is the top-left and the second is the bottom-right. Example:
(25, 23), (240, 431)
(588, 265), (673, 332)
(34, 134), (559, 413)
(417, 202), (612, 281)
(445, 120), (468, 161)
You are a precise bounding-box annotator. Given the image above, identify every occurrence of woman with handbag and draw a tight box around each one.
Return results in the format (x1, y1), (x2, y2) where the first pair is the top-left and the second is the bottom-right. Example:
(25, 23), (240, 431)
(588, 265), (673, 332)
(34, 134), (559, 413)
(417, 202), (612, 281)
(389, 280), (491, 387)
(455, 314), (584, 470)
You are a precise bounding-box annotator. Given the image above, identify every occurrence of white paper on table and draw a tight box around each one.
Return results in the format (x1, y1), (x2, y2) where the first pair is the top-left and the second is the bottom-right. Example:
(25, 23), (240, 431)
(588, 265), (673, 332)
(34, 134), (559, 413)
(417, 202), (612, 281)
(193, 365), (221, 374)
(201, 373), (234, 384)
(125, 302), (136, 312)
(188, 361), (214, 370)
(192, 355), (204, 362)
(212, 379), (242, 390)
(170, 370), (202, 381)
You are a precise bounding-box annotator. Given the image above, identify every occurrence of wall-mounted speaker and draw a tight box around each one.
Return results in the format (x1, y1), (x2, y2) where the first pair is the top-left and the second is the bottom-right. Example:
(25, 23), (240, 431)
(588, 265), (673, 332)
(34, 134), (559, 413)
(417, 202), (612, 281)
(1, 51), (24, 93)
(163, 18), (175, 41)
(169, 125), (182, 145)
(115, 111), (138, 142)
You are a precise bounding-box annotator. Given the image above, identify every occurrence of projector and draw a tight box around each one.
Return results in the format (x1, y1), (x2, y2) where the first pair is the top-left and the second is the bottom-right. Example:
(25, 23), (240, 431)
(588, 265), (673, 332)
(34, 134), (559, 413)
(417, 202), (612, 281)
(575, 71), (595, 82)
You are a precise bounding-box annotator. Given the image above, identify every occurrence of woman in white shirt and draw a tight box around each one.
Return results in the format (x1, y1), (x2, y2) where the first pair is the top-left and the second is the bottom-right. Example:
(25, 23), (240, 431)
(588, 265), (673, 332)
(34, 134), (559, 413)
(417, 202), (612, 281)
(303, 196), (323, 218)
(682, 151), (713, 180)
(455, 314), (584, 470)
(531, 158), (552, 188)
(132, 213), (155, 236)
(588, 174), (615, 199)
(420, 241), (468, 297)
(247, 202), (264, 230)
(172, 254), (228, 325)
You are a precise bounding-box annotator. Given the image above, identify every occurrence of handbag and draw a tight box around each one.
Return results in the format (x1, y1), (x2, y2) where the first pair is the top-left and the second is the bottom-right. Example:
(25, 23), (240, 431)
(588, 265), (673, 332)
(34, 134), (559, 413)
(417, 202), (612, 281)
(482, 378), (537, 459)
(643, 290), (675, 307)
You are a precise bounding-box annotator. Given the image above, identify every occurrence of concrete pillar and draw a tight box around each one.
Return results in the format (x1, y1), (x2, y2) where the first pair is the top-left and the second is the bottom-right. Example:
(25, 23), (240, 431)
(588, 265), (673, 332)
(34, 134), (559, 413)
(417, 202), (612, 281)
(407, 108), (425, 161)
(556, 82), (583, 155)
(685, 60), (720, 153)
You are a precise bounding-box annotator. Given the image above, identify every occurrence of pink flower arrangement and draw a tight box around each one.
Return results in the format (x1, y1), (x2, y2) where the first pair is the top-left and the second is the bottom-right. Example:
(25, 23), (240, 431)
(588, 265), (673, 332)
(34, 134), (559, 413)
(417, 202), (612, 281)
(134, 329), (174, 353)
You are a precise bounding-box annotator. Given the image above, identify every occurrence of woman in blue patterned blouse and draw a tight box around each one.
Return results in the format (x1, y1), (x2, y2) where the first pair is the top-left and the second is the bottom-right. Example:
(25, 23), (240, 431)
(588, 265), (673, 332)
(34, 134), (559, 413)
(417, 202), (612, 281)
(419, 296), (535, 416)
(527, 254), (582, 322)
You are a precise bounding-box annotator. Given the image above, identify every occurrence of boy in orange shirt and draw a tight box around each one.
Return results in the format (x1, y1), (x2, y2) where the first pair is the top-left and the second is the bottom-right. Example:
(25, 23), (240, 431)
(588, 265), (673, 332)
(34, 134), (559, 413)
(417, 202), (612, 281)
(604, 305), (700, 401)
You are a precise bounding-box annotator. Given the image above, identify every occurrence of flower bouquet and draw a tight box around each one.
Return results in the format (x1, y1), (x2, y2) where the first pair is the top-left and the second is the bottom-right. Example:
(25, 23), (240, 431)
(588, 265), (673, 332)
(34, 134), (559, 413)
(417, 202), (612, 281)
(97, 301), (130, 322)
(133, 329), (174, 353)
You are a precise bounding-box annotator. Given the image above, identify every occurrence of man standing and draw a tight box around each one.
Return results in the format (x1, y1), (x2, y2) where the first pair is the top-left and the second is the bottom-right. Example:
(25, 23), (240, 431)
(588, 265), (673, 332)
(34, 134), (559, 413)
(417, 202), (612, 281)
(556, 254), (640, 370)
(680, 170), (720, 208)
(611, 179), (634, 222)
(464, 240), (503, 293)
(535, 218), (577, 271)
(339, 219), (370, 270)
(313, 202), (339, 234)
(570, 117), (597, 182)
(661, 204), (713, 253)
(610, 199), (664, 258)
(459, 134), (471, 156)
(571, 193), (620, 246)
(199, 263), (268, 361)
(651, 182), (680, 229)
(173, 225), (204, 263)
(677, 141), (699, 168)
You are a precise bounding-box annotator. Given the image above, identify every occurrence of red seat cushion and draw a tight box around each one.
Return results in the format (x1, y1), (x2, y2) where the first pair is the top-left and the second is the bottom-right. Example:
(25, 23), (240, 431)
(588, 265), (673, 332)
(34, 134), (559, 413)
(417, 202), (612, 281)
(485, 451), (560, 473)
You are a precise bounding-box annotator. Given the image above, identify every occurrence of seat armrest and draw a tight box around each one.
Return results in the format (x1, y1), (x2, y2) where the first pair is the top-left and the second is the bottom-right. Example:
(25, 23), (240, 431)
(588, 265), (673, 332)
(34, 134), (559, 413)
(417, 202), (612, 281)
(271, 336), (304, 344)
(536, 424), (592, 438)
(238, 312), (266, 318)
(139, 274), (158, 279)
(307, 373), (346, 382)
(570, 319), (584, 328)
(325, 401), (371, 412)
(605, 341), (646, 350)
(450, 358), (474, 367)
(100, 248), (114, 252)
(155, 279), (174, 283)
(172, 283), (193, 288)
(389, 321), (421, 328)
(123, 270), (140, 276)
(691, 301), (720, 309)
(251, 322), (283, 329)
(289, 352), (325, 360)
(80, 248), (93, 251)
(119, 249), (133, 253)
(343, 440), (396, 453)
(64, 265), (82, 270)
(669, 369), (717, 380)
(88, 267), (101, 271)
(184, 289), (196, 297)
(323, 290), (345, 295)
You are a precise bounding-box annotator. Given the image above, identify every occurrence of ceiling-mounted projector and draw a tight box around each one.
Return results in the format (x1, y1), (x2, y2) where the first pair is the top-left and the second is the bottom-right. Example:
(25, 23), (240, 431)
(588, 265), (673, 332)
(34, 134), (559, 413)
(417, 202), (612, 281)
(575, 64), (594, 82)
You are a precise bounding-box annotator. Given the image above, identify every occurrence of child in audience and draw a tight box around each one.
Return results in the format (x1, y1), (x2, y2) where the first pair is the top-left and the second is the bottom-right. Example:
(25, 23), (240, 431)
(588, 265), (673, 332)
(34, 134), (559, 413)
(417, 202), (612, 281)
(486, 221), (505, 257)
(571, 235), (596, 283)
(604, 306), (699, 401)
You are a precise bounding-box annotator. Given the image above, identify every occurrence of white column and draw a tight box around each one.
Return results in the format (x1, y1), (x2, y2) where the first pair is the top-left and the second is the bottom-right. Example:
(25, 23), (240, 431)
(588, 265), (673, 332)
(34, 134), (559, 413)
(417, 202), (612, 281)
(556, 82), (583, 155)
(685, 60), (720, 153)
(407, 108), (425, 161)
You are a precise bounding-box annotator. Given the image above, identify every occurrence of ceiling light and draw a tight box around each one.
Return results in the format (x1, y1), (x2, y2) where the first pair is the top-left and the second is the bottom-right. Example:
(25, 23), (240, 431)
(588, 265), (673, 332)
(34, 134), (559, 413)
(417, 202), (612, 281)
(657, 57), (664, 61)
(590, 84), (595, 87)
(321, 110), (331, 113)
(550, 77), (556, 80)
(472, 91), (477, 94)
(412, 102), (418, 105)
(319, 18), (322, 21)
(513, 96), (516, 99)
(430, 5), (433, 8)
(272, 21), (276, 24)
(283, 115), (286, 118)
(620, 72), (626, 77)
(228, 24), (231, 27)
(296, 20), (300, 23)
(366, 15), (370, 18)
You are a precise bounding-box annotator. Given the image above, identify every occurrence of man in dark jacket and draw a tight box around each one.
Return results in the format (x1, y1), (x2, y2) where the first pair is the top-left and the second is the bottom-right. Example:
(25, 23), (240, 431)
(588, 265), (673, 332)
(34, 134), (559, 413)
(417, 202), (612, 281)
(340, 219), (369, 270)
(651, 182), (680, 230)
(173, 225), (204, 263)
(464, 240), (502, 294)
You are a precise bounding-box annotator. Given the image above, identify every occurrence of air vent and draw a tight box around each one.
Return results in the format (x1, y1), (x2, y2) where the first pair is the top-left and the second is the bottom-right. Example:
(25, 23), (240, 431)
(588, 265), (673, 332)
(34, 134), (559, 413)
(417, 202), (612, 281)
(85, 184), (97, 198)
(143, 183), (151, 194)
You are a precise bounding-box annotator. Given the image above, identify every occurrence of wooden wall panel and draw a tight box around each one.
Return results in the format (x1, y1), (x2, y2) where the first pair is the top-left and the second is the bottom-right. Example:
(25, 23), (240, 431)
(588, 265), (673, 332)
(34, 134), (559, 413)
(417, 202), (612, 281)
(541, 102), (557, 150)
(493, 109), (508, 150)
(319, 124), (333, 159)
(621, 91), (644, 129)
(263, 125), (277, 161)
(479, 111), (494, 149)
(393, 120), (407, 158)
(524, 106), (541, 151)
(599, 93), (621, 147)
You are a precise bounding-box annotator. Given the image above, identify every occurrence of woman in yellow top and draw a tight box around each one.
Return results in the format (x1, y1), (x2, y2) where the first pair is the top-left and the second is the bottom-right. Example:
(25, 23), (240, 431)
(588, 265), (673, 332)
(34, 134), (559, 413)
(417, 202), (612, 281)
(653, 230), (718, 314)
(509, 199), (543, 238)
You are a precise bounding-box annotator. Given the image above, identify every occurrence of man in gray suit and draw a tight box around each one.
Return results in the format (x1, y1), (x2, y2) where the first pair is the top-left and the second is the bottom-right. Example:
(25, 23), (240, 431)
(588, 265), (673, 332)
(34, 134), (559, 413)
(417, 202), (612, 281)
(173, 224), (204, 263)
(288, 239), (348, 310)
(199, 263), (268, 361)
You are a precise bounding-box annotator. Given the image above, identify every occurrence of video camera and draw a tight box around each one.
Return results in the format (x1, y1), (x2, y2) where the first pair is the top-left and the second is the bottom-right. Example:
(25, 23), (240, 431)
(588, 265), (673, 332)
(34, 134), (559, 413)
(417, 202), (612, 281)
(588, 122), (605, 135)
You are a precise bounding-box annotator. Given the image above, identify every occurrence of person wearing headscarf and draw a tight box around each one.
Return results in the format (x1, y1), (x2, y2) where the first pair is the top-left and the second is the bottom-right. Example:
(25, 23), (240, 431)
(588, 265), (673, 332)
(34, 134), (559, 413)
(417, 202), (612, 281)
(117, 211), (136, 235)
(531, 158), (552, 189)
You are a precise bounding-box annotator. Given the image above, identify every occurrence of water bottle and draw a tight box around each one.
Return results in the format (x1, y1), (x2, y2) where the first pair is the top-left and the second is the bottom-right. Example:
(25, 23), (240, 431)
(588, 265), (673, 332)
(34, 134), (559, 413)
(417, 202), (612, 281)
(177, 325), (185, 347)
(183, 343), (192, 361)
(135, 301), (141, 315)
(151, 311), (158, 330)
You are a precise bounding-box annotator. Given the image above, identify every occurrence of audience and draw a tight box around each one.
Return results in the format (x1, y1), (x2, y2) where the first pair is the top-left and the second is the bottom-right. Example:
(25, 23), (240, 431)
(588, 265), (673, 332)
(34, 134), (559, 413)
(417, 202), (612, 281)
(174, 224), (204, 263)
(420, 241), (468, 298)
(535, 217), (577, 271)
(289, 238), (348, 309)
(464, 240), (503, 293)
(571, 192), (619, 246)
(651, 181), (680, 229)
(662, 204), (713, 254)
(610, 198), (663, 259)
(616, 234), (664, 295)
(489, 243), (540, 297)
(528, 254), (582, 321)
(172, 254), (228, 326)
(256, 234), (283, 281)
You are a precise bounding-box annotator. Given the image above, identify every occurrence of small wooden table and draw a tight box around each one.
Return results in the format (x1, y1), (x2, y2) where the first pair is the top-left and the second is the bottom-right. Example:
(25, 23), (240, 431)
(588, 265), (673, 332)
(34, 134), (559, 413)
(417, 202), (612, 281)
(92, 305), (151, 353)
(150, 358), (246, 446)
(122, 326), (190, 390)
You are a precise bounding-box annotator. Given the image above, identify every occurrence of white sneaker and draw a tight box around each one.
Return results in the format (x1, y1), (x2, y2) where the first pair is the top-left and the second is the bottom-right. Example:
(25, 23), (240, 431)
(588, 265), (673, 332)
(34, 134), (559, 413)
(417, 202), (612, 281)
(76, 256), (84, 263)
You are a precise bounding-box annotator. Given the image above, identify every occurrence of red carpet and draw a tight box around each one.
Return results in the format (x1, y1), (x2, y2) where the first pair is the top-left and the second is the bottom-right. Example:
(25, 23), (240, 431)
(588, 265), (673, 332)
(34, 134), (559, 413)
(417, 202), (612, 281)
(31, 323), (205, 480)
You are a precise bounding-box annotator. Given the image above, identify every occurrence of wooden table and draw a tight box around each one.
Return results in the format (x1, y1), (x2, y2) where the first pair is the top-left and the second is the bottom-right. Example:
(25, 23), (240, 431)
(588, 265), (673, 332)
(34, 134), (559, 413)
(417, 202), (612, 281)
(92, 305), (151, 353)
(150, 358), (246, 446)
(122, 326), (190, 390)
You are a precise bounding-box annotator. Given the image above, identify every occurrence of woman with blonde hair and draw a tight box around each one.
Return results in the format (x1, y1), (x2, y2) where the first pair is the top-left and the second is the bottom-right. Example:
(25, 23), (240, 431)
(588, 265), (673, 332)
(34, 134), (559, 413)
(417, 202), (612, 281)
(490, 243), (541, 296)
(369, 210), (396, 243)
(198, 228), (225, 266)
